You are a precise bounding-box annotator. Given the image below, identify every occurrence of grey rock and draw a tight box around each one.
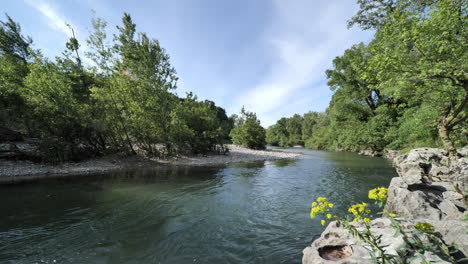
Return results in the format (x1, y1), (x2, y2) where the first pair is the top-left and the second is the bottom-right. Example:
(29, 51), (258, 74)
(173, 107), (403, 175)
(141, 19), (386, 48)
(303, 147), (468, 263)
(390, 147), (468, 256)
(430, 182), (456, 192)
(303, 218), (450, 264)
(384, 150), (400, 161)
(442, 191), (463, 201)
(459, 146), (468, 157)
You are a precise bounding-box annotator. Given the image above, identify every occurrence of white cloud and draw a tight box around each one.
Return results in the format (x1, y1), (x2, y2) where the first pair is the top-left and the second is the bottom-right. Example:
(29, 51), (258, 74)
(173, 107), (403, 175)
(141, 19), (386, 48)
(23, 0), (93, 64)
(23, 0), (73, 36)
(235, 0), (371, 126)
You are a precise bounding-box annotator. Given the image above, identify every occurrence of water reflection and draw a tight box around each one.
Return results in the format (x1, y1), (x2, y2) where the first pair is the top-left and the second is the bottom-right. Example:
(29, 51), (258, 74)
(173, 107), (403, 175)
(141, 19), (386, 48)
(269, 159), (298, 167)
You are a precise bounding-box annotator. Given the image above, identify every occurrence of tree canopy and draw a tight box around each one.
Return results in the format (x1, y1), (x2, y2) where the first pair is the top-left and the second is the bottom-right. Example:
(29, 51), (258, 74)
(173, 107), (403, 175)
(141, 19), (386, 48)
(0, 13), (232, 162)
(267, 0), (467, 154)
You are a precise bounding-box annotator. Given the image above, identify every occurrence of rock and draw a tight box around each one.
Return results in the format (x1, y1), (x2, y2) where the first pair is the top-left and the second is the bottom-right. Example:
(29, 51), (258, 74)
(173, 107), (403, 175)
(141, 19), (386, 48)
(459, 146), (468, 157)
(430, 181), (456, 192)
(384, 150), (400, 160)
(442, 191), (463, 201)
(303, 218), (450, 264)
(302, 221), (373, 264)
(303, 147), (468, 263)
(389, 147), (468, 257)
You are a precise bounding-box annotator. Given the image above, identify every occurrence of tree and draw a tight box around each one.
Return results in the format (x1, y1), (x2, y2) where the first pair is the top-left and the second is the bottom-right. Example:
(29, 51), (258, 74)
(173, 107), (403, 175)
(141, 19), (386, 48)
(230, 107), (266, 150)
(348, 0), (436, 30)
(368, 0), (467, 155)
(88, 13), (179, 156)
(0, 14), (32, 130)
(169, 94), (230, 154)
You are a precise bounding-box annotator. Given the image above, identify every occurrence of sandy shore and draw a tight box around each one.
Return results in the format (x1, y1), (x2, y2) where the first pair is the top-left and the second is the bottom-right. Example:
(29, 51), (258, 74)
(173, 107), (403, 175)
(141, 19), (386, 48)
(0, 145), (301, 184)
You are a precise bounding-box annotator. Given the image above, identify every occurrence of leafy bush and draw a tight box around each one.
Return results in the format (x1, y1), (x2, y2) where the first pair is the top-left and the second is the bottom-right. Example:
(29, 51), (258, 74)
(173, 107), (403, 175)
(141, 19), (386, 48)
(230, 108), (266, 150)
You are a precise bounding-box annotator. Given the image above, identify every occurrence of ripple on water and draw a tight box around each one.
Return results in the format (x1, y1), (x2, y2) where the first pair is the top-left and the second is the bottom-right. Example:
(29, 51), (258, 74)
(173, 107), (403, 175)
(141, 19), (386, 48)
(0, 149), (397, 264)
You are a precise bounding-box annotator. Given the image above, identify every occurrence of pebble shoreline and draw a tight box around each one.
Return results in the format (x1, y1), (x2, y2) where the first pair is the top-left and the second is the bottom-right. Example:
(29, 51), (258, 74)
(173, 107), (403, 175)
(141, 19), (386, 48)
(0, 145), (301, 184)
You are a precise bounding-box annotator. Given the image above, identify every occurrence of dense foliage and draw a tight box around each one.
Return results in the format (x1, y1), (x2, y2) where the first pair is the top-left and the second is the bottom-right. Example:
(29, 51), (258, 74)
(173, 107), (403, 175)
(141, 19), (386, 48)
(267, 0), (467, 154)
(230, 107), (266, 150)
(0, 13), (233, 161)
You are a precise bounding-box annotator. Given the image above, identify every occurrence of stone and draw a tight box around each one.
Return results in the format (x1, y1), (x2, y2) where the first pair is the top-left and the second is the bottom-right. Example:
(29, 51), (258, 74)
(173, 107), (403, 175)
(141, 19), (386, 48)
(389, 147), (468, 257)
(384, 150), (400, 161)
(303, 147), (468, 263)
(430, 182), (456, 192)
(459, 146), (468, 157)
(442, 191), (464, 201)
(303, 218), (450, 264)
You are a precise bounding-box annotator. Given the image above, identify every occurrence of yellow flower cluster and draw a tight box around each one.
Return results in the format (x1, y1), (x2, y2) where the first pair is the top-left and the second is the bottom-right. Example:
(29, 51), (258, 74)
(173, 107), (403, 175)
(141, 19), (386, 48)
(386, 212), (397, 218)
(310, 197), (335, 225)
(348, 203), (371, 223)
(368, 187), (388, 201)
(415, 222), (434, 232)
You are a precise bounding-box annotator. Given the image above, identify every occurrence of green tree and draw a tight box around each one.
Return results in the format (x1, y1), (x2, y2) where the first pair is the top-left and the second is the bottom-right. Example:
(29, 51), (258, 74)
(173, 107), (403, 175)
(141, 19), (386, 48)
(230, 107), (266, 150)
(169, 94), (229, 154)
(0, 14), (32, 130)
(368, 0), (467, 155)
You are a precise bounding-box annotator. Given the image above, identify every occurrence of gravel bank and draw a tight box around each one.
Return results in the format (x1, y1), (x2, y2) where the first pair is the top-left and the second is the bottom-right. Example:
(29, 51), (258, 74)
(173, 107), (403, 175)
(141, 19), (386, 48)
(169, 145), (301, 166)
(0, 145), (300, 184)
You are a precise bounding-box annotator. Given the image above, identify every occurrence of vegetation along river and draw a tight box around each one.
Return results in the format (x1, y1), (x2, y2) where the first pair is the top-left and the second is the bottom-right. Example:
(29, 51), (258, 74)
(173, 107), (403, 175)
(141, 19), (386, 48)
(0, 149), (397, 264)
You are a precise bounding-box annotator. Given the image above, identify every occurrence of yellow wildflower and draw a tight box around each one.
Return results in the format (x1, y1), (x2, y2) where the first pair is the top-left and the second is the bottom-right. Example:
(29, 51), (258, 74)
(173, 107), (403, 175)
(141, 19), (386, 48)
(328, 203), (334, 208)
(310, 211), (316, 219)
(326, 214), (332, 219)
(317, 197), (326, 202)
(415, 222), (433, 232)
(312, 202), (317, 207)
(368, 187), (388, 201)
(363, 218), (371, 223)
(388, 213), (396, 218)
(321, 220), (326, 226)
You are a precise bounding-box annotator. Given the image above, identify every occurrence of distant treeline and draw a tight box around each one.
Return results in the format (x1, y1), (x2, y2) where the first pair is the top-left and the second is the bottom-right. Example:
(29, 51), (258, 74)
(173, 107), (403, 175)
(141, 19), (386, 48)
(267, 0), (467, 155)
(0, 14), (236, 162)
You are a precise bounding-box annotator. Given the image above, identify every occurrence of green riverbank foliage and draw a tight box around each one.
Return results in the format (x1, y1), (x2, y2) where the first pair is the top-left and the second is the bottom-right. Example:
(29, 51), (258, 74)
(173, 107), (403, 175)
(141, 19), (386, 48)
(230, 107), (266, 150)
(0, 14), (234, 161)
(267, 0), (467, 154)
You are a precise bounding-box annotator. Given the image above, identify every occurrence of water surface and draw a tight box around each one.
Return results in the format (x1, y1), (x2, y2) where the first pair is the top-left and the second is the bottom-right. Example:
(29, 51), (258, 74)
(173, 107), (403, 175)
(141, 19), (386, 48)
(0, 149), (397, 264)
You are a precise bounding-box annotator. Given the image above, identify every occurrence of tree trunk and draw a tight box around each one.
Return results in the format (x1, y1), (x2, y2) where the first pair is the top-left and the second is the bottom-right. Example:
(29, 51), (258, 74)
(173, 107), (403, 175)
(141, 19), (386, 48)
(438, 118), (457, 157)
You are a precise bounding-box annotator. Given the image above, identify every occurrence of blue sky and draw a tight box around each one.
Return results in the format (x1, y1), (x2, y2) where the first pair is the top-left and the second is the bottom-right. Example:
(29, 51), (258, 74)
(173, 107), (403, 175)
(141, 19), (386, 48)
(3, 0), (373, 127)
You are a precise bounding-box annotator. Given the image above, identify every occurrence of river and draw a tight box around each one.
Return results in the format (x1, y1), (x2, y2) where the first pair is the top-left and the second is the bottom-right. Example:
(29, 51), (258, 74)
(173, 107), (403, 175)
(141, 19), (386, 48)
(0, 149), (397, 264)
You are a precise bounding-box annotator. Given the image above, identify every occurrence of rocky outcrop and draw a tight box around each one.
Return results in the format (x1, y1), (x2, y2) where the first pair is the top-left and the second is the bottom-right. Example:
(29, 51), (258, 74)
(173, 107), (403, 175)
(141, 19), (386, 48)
(384, 150), (400, 160)
(303, 147), (467, 263)
(387, 147), (467, 256)
(302, 218), (451, 264)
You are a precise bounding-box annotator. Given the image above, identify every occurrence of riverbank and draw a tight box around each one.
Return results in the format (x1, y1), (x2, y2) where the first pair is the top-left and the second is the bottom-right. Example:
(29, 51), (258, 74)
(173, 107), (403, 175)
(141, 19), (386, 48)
(0, 145), (300, 184)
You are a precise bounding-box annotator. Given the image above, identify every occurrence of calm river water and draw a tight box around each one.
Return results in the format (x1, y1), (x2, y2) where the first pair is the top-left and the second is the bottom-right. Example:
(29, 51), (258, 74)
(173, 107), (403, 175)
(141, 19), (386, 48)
(0, 149), (397, 264)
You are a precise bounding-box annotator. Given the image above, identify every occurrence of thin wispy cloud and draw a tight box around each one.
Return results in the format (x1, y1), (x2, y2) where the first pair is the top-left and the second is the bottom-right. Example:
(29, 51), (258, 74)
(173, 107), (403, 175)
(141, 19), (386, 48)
(23, 0), (73, 36)
(23, 0), (93, 64)
(236, 0), (371, 126)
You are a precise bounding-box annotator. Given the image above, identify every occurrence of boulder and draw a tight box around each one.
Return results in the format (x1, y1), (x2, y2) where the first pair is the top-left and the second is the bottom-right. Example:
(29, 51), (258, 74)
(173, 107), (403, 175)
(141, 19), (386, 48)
(303, 219), (451, 264)
(388, 148), (468, 256)
(303, 147), (467, 263)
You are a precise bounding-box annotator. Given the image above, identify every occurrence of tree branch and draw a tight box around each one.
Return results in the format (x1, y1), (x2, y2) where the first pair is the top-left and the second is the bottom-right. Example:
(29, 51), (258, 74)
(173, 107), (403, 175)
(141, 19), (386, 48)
(448, 113), (468, 129)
